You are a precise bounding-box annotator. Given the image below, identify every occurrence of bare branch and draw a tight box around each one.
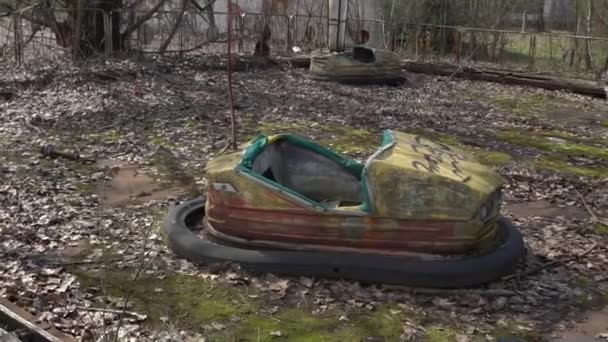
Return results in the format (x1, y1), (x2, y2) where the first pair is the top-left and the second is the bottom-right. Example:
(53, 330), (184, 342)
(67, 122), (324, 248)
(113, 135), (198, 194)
(159, 0), (188, 54)
(125, 0), (148, 9)
(188, 0), (216, 14)
(122, 0), (169, 42)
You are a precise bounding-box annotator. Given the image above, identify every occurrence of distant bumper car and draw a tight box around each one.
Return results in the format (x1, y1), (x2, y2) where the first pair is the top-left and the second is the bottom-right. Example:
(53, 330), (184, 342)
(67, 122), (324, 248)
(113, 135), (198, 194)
(163, 130), (525, 288)
(309, 46), (409, 86)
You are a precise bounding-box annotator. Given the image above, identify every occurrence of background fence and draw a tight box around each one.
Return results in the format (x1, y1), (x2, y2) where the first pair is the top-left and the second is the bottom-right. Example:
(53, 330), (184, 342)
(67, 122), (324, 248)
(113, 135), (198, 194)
(1, 8), (607, 80)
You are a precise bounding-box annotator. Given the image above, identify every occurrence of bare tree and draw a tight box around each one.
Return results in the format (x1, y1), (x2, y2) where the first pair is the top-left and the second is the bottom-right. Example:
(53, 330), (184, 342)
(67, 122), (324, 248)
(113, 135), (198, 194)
(1, 0), (172, 58)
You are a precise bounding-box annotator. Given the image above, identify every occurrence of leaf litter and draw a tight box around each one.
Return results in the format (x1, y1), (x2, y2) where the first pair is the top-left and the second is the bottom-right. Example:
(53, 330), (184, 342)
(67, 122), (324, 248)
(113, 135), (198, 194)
(0, 56), (607, 341)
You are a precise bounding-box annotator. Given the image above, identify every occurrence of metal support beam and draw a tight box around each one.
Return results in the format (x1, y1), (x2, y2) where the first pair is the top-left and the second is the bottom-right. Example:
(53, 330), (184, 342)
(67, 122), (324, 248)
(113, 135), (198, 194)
(328, 0), (347, 52)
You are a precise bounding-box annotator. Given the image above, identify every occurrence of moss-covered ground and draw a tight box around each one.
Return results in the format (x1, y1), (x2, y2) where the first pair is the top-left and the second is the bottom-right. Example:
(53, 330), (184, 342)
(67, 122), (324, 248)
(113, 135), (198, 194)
(73, 266), (485, 341)
(34, 84), (606, 341)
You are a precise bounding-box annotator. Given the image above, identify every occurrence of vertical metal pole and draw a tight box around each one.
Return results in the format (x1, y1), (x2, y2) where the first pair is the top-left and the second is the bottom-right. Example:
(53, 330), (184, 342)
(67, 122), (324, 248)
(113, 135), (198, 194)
(103, 11), (113, 58)
(238, 14), (245, 53)
(335, 0), (342, 50)
(414, 26), (420, 61)
(454, 29), (462, 63)
(528, 34), (536, 69)
(287, 15), (293, 52)
(13, 12), (22, 66)
(227, 1), (237, 150)
(328, 0), (347, 52)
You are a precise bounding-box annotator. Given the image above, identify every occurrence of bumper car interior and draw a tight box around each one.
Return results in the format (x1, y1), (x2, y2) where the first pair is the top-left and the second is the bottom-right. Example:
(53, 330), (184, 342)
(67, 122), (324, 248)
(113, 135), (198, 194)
(251, 138), (362, 208)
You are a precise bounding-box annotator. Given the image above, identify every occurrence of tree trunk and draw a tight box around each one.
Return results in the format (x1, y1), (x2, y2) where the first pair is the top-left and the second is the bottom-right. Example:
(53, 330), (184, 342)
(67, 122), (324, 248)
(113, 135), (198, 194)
(536, 0), (545, 31)
(159, 0), (188, 54)
(571, 0), (582, 68)
(73, 0), (123, 57)
(583, 0), (593, 71)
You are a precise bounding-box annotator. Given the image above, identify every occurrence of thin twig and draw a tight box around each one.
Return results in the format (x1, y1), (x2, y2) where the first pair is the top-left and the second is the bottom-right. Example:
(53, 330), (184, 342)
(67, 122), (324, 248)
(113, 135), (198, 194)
(75, 306), (147, 321)
(503, 241), (598, 281)
(381, 285), (517, 297)
(122, 0), (169, 42)
(576, 188), (608, 227)
(43, 256), (137, 266)
(159, 0), (188, 55)
(112, 230), (155, 342)
(226, 1), (237, 150)
(188, 0), (217, 14)
(216, 141), (232, 156)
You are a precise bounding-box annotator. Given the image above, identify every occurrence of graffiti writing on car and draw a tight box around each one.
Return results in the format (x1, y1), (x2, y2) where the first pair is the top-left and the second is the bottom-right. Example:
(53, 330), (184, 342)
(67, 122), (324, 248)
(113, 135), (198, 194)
(410, 136), (471, 181)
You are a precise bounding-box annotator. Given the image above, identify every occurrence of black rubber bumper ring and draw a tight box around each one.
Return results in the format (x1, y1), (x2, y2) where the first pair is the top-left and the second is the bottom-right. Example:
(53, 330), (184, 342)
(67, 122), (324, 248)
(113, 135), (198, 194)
(308, 73), (410, 86)
(162, 197), (525, 288)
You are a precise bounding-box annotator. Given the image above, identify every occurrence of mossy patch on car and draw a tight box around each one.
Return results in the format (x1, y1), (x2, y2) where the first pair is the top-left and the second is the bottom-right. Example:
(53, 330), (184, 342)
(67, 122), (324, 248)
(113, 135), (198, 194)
(411, 129), (513, 167)
(410, 129), (460, 147)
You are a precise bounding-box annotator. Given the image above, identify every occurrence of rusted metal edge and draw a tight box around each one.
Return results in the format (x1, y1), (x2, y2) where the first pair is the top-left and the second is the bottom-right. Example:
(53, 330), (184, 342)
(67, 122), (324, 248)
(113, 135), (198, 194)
(0, 299), (75, 342)
(204, 217), (449, 259)
(203, 217), (502, 260)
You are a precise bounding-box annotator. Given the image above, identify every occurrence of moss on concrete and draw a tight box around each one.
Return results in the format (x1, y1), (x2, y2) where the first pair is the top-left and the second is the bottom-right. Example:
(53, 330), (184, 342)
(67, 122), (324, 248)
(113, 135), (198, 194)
(493, 128), (608, 178)
(425, 327), (459, 342)
(242, 122), (515, 168)
(149, 135), (173, 147)
(148, 147), (198, 195)
(491, 94), (553, 116)
(320, 124), (378, 154)
(54, 128), (123, 147)
(533, 158), (608, 178)
(472, 150), (513, 166)
(241, 119), (379, 155)
(345, 307), (412, 340)
(497, 130), (608, 160)
(87, 129), (123, 143)
(217, 306), (415, 341)
(75, 271), (258, 328)
(602, 121), (608, 128)
(221, 309), (339, 341)
(595, 223), (608, 234)
(494, 326), (543, 342)
(183, 119), (205, 133)
(73, 266), (478, 342)
(488, 92), (585, 119)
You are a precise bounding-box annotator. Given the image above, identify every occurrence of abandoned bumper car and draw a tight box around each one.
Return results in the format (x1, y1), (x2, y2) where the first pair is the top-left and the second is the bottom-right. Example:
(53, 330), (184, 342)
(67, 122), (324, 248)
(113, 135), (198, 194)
(163, 130), (525, 288)
(309, 46), (409, 86)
